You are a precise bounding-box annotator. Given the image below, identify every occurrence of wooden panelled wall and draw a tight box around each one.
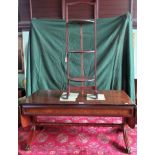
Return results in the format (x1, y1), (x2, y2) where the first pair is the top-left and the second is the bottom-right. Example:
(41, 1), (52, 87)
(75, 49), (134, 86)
(18, 0), (137, 31)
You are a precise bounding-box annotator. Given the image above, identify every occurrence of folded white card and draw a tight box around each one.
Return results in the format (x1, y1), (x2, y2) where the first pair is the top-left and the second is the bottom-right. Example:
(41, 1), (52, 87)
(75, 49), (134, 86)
(60, 92), (79, 101)
(87, 94), (105, 100)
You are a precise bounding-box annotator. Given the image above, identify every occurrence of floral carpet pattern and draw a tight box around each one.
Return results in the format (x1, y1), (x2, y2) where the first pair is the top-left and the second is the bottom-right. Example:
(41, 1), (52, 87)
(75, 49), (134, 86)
(18, 116), (137, 155)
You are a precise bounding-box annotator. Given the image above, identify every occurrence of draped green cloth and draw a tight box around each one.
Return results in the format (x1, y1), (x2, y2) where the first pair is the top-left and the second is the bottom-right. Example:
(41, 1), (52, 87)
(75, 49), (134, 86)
(26, 13), (135, 101)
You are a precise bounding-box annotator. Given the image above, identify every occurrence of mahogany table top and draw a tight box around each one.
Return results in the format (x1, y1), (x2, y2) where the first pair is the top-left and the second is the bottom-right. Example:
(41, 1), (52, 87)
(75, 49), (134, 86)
(23, 90), (135, 106)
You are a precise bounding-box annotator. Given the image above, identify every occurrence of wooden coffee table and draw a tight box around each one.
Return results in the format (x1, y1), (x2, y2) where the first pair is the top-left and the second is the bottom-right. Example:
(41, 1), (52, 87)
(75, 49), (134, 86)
(20, 90), (136, 154)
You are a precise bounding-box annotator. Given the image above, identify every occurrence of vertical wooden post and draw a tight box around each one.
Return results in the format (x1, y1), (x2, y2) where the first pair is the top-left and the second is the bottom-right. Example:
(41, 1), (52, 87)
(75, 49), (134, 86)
(66, 4), (70, 98)
(80, 23), (84, 95)
(29, 0), (32, 19)
(129, 0), (133, 18)
(94, 3), (98, 98)
(62, 0), (66, 19)
(96, 0), (99, 19)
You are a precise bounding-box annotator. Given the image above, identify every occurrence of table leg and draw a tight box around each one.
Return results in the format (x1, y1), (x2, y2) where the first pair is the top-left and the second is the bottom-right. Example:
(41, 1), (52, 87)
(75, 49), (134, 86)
(122, 118), (131, 154)
(25, 117), (37, 151)
(25, 125), (36, 151)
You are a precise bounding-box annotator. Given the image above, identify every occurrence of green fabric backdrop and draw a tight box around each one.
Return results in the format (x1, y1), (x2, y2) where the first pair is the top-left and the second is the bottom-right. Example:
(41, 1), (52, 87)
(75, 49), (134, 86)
(26, 13), (135, 101)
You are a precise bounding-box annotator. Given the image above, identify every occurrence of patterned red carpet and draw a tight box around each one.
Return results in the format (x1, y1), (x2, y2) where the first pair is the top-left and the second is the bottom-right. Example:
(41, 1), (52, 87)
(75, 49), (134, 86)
(18, 117), (137, 155)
